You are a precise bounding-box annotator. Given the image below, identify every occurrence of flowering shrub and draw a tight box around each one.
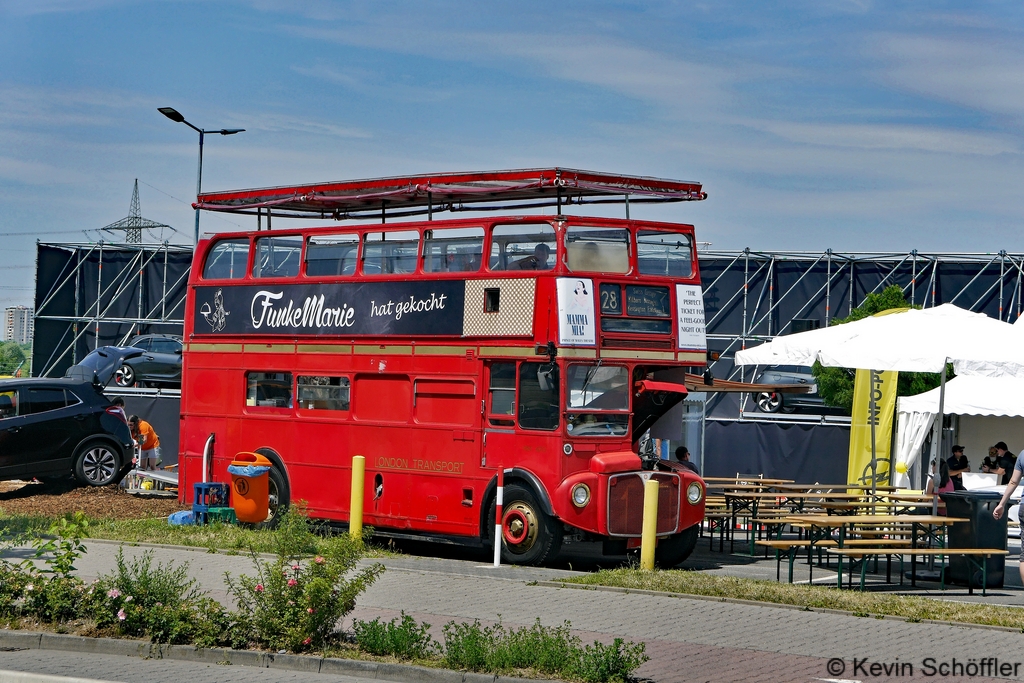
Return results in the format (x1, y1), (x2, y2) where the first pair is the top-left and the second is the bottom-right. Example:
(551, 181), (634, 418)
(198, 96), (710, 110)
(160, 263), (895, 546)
(226, 507), (383, 652)
(89, 548), (230, 646)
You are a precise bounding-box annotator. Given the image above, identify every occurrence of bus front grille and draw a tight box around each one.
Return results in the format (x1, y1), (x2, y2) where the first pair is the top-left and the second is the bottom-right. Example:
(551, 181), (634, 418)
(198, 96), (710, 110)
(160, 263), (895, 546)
(606, 472), (681, 536)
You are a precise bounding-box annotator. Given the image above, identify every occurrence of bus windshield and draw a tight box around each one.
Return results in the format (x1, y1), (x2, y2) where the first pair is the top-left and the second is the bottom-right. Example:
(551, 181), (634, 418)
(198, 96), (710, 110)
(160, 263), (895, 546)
(565, 364), (630, 436)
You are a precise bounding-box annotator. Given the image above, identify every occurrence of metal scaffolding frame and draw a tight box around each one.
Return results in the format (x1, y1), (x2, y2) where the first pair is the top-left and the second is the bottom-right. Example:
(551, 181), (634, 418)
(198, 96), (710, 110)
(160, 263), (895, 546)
(31, 241), (1024, 384)
(699, 249), (1024, 387)
(33, 241), (193, 378)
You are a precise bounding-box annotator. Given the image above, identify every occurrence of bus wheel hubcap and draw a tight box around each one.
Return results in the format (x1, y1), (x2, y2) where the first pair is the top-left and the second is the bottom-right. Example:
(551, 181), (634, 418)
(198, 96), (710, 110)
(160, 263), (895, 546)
(502, 503), (538, 552)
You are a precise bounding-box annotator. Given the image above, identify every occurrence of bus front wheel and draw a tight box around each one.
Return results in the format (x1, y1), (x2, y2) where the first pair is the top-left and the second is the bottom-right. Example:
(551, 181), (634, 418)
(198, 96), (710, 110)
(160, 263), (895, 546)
(489, 484), (562, 565)
(654, 525), (699, 568)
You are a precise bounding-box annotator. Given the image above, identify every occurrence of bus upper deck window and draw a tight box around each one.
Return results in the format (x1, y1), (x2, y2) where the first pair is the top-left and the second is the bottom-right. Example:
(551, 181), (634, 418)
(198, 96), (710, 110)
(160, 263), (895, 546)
(637, 230), (693, 277)
(423, 227), (484, 273)
(306, 234), (359, 277)
(253, 235), (302, 278)
(362, 230), (420, 275)
(202, 239), (250, 280)
(489, 224), (556, 271)
(566, 226), (630, 274)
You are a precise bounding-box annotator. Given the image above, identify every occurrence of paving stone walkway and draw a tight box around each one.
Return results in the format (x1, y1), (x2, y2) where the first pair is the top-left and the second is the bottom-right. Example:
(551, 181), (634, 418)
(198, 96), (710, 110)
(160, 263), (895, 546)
(4, 538), (1024, 682)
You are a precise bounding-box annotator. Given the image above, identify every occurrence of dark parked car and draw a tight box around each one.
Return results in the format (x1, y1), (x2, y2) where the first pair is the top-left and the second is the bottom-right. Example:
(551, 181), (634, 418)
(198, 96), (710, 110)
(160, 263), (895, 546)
(112, 335), (183, 388)
(0, 378), (134, 486)
(751, 365), (829, 414)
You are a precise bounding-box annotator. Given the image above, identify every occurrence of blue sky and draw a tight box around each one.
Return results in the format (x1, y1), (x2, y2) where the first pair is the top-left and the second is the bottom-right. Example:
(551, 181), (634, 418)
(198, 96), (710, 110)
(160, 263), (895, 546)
(2, 1), (1024, 310)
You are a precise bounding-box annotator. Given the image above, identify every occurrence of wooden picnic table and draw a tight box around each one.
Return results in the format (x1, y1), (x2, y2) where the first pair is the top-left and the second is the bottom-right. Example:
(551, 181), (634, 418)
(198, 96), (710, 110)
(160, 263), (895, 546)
(771, 483), (901, 493)
(783, 514), (968, 588)
(702, 476), (795, 484)
(719, 490), (877, 553)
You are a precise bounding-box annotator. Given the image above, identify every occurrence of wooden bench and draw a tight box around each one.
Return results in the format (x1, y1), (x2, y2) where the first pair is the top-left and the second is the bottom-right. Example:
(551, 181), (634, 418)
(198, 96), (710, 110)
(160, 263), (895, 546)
(827, 547), (1009, 594)
(756, 539), (838, 582)
(703, 512), (732, 551)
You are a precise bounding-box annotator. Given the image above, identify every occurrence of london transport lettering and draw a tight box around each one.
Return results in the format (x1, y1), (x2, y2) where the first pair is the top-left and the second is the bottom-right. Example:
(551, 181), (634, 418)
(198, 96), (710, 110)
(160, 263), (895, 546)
(375, 456), (465, 474)
(193, 281), (466, 337)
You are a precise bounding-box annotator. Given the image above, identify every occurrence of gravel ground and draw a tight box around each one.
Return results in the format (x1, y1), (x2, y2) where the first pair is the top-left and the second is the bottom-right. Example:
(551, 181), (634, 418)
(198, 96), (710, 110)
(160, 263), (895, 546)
(0, 479), (186, 519)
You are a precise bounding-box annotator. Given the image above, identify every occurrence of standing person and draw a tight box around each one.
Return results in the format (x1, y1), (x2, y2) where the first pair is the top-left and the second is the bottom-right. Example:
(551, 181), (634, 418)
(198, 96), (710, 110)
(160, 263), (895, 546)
(109, 396), (128, 422)
(675, 446), (699, 475)
(993, 442), (1016, 486)
(128, 415), (161, 471)
(992, 446), (1024, 586)
(947, 445), (969, 491)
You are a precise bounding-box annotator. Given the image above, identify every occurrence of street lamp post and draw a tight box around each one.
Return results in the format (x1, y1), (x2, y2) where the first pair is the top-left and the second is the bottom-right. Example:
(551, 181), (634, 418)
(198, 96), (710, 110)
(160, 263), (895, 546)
(158, 107), (244, 245)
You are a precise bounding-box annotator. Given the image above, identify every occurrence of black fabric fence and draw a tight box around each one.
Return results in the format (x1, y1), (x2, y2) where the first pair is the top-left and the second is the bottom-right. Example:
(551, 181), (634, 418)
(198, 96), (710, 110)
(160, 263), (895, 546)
(704, 419), (850, 484)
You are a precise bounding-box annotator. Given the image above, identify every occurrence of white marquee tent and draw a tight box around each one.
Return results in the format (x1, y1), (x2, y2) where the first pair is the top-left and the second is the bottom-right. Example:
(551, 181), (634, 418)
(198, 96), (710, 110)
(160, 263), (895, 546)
(896, 375), (1024, 487)
(735, 304), (1024, 489)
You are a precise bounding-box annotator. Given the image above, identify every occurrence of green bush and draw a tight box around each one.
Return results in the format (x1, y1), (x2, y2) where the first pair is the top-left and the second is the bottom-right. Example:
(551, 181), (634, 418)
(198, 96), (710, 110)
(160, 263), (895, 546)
(568, 638), (649, 683)
(353, 612), (437, 659)
(90, 548), (230, 645)
(432, 617), (647, 682)
(226, 507), (384, 652)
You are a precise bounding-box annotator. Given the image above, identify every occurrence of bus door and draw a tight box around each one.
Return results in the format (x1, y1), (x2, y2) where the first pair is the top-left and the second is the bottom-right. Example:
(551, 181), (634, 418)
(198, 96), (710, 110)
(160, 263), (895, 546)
(483, 360), (561, 478)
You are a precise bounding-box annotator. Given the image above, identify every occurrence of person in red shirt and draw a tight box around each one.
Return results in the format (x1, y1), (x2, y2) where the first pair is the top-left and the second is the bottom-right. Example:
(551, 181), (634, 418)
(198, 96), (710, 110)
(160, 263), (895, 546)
(128, 415), (161, 471)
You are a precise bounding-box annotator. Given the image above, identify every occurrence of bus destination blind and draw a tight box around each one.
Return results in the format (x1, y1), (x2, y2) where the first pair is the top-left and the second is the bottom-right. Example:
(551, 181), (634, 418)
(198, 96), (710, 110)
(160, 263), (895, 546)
(193, 281), (467, 337)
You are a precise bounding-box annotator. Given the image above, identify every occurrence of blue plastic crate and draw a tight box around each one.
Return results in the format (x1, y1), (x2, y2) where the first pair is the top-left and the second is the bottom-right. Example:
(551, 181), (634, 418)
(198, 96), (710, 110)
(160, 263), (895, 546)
(193, 482), (229, 507)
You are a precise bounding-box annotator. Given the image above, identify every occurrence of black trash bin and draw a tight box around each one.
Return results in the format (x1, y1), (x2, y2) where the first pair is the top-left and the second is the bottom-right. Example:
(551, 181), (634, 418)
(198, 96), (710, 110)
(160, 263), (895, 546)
(940, 491), (1007, 588)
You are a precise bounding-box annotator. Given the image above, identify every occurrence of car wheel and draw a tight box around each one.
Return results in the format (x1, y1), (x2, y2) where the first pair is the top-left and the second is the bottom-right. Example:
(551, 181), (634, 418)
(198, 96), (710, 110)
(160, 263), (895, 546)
(755, 391), (782, 413)
(74, 442), (121, 487)
(114, 364), (136, 387)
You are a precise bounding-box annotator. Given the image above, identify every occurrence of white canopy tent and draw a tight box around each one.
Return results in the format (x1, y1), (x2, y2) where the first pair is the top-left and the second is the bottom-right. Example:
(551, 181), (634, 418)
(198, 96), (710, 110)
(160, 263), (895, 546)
(735, 304), (1024, 493)
(895, 376), (1024, 487)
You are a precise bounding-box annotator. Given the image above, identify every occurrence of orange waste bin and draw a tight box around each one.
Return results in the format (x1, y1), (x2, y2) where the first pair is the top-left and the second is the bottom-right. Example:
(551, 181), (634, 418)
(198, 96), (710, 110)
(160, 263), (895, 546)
(228, 452), (273, 524)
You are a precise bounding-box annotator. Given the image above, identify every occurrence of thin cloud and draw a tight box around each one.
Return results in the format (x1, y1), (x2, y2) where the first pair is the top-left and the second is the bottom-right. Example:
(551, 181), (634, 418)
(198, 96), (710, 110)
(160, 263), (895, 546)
(872, 33), (1024, 122)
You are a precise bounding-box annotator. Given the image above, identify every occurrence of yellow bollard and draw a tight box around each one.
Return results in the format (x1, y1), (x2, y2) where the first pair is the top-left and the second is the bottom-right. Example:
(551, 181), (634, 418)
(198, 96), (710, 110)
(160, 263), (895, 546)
(350, 455), (365, 540)
(639, 478), (659, 570)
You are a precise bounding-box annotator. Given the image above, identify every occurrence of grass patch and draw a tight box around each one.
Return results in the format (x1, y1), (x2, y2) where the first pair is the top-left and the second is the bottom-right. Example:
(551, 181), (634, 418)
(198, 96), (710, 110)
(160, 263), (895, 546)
(563, 569), (1024, 630)
(2, 513), (395, 558)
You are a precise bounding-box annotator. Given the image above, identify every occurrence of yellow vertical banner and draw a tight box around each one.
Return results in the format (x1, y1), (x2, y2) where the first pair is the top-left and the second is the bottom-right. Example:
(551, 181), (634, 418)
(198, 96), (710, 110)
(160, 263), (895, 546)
(847, 369), (899, 487)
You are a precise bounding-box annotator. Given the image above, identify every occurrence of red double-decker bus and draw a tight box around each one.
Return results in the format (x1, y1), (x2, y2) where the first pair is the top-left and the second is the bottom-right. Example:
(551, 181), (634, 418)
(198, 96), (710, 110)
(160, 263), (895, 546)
(180, 169), (709, 566)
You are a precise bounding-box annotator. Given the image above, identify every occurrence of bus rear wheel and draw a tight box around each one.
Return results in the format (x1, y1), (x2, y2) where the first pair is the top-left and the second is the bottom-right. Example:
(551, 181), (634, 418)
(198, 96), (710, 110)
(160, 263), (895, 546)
(253, 458), (290, 530)
(654, 525), (699, 568)
(490, 484), (562, 565)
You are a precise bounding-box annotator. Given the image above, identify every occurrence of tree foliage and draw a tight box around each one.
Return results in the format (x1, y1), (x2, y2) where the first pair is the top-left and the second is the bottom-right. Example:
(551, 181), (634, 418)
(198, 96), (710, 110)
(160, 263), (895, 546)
(0, 342), (25, 375)
(812, 285), (948, 410)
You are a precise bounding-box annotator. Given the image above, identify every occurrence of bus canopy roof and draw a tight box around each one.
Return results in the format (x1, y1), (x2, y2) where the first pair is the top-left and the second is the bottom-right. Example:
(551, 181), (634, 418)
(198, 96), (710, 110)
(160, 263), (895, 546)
(195, 168), (706, 221)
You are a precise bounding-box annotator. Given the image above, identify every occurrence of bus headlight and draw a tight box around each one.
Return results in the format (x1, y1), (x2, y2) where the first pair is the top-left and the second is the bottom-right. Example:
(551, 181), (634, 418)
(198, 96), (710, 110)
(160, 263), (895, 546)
(686, 482), (703, 505)
(571, 483), (591, 508)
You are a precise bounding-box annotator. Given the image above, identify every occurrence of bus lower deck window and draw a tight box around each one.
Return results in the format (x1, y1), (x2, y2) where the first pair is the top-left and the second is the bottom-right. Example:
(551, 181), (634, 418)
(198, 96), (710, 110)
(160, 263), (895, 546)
(487, 362), (516, 426)
(246, 372), (293, 408)
(518, 362), (559, 431)
(297, 375), (350, 411)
